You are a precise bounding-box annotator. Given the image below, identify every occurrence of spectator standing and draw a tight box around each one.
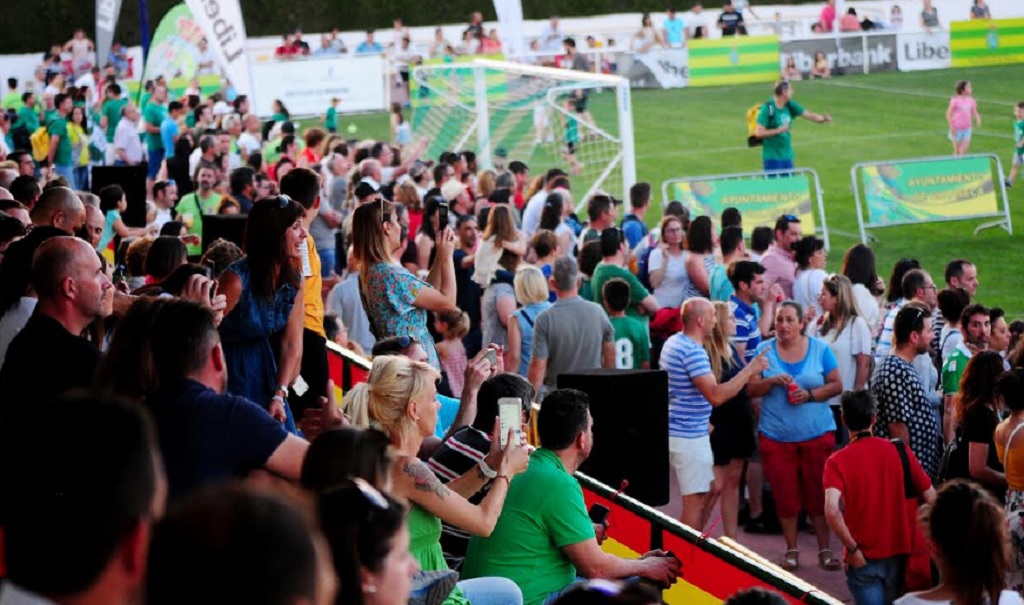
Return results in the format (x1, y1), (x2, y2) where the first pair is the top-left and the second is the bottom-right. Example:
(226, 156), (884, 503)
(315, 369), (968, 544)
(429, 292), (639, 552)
(728, 260), (780, 363)
(46, 93), (74, 187)
(942, 304), (991, 443)
(603, 279), (651, 370)
(463, 389), (681, 604)
(920, 0), (940, 32)
(818, 0), (837, 32)
(952, 352), (1007, 498)
(872, 304), (942, 480)
(353, 197), (458, 371)
(970, 0), (992, 19)
(112, 103), (143, 165)
(326, 249), (376, 354)
(0, 237), (111, 425)
(995, 369), (1024, 590)
(824, 391), (936, 605)
(591, 228), (658, 320)
(718, 1), (746, 36)
(507, 265), (553, 376)
(760, 214), (802, 299)
(746, 301), (843, 571)
(792, 235), (827, 319)
(663, 8), (687, 47)
(218, 198), (307, 433)
(816, 275), (872, 410)
(528, 257), (615, 399)
(143, 85), (169, 195)
(356, 30), (385, 55)
(932, 259), (979, 351)
(453, 214), (484, 357)
(175, 166), (221, 256)
(875, 265), (928, 361)
(937, 288), (970, 367)
(648, 215), (690, 310)
(710, 226), (745, 302)
(0, 227), (64, 371)
(661, 297), (767, 529)
(754, 81), (831, 173)
(621, 182), (651, 250)
(840, 243), (883, 336)
(522, 168), (567, 238)
(540, 16), (564, 53)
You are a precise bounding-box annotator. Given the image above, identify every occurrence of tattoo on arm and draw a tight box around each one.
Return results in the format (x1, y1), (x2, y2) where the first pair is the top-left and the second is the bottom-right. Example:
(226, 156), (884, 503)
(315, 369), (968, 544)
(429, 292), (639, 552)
(403, 461), (450, 500)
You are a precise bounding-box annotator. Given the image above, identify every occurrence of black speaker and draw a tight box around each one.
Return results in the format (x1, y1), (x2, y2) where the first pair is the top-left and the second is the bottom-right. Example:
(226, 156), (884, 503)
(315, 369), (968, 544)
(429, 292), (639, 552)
(201, 215), (247, 253)
(557, 369), (669, 506)
(91, 165), (147, 227)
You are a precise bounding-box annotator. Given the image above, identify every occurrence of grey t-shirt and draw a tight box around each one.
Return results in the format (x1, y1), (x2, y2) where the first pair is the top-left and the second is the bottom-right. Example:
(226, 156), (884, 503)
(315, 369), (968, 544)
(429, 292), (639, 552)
(310, 176), (347, 251)
(531, 296), (614, 393)
(481, 282), (515, 349)
(326, 277), (375, 352)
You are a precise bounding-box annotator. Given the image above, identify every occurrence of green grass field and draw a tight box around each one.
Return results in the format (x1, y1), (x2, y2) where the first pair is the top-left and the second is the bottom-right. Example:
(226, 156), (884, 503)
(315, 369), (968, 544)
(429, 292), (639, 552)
(325, 64), (1024, 313)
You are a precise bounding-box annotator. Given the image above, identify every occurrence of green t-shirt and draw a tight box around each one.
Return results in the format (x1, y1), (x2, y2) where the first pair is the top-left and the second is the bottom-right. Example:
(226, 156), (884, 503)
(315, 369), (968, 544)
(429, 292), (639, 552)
(325, 106), (337, 129)
(591, 262), (651, 321)
(15, 105), (40, 133)
(463, 448), (595, 605)
(1, 91), (23, 111)
(757, 98), (805, 162)
(1014, 119), (1024, 153)
(101, 98), (127, 143)
(610, 315), (651, 369)
(271, 112), (288, 122)
(941, 344), (972, 396)
(44, 109), (59, 124)
(143, 102), (168, 150)
(175, 193), (211, 256)
(48, 117), (72, 167)
(565, 114), (579, 144)
(139, 92), (151, 112)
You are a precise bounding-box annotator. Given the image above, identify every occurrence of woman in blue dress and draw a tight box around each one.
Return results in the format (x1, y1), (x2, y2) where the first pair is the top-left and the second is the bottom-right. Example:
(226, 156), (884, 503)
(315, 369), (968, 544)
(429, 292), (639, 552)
(218, 196), (307, 432)
(352, 197), (458, 370)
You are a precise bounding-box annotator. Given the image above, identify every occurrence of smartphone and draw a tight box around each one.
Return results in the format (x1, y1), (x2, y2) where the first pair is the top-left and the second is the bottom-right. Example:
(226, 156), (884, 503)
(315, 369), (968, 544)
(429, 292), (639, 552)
(498, 397), (523, 448)
(113, 264), (126, 287)
(588, 503), (611, 526)
(436, 202), (449, 234)
(484, 348), (497, 367)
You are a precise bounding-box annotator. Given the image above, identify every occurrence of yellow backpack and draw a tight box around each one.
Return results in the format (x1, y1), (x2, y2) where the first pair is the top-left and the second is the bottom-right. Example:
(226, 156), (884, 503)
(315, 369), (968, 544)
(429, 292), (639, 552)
(747, 102), (774, 147)
(30, 125), (51, 162)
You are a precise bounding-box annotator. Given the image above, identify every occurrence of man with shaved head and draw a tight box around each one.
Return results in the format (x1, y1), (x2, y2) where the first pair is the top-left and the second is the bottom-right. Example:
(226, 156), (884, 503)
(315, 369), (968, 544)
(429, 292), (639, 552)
(0, 236), (112, 418)
(77, 203), (105, 249)
(29, 186), (85, 234)
(660, 297), (768, 529)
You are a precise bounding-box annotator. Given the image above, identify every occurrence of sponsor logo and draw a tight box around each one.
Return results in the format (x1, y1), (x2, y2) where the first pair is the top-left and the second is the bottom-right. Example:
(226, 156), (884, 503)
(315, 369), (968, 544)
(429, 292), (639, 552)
(195, 0), (245, 62)
(782, 35), (897, 74)
(96, 0), (120, 31)
(901, 39), (950, 61)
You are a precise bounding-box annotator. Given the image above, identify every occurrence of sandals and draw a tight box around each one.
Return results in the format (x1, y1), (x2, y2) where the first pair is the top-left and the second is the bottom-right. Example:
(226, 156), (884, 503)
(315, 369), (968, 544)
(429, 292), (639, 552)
(818, 549), (842, 571)
(781, 549), (799, 571)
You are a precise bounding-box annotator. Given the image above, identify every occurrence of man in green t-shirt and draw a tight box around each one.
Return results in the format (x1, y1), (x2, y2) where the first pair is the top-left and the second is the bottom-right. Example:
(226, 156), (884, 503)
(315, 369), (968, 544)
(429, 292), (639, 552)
(101, 83), (127, 146)
(13, 92), (41, 135)
(1, 78), (22, 111)
(590, 228), (658, 320)
(754, 80), (831, 172)
(46, 93), (74, 186)
(941, 304), (990, 441)
(462, 389), (680, 605)
(602, 279), (651, 370)
(143, 84), (169, 192)
(176, 166), (222, 256)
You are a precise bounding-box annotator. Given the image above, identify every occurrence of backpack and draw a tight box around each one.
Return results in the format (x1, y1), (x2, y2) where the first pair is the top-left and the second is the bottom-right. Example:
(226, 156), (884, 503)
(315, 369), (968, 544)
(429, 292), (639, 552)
(30, 125), (51, 162)
(936, 426), (969, 484)
(747, 102), (772, 147)
(635, 236), (656, 291)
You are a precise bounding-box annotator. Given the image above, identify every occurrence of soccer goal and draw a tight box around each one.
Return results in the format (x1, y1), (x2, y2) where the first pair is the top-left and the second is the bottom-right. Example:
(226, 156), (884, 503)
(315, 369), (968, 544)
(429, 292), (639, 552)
(410, 58), (636, 208)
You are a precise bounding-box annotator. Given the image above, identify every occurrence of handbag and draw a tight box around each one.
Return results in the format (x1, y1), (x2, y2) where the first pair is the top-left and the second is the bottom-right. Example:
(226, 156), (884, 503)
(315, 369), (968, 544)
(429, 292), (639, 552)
(892, 439), (933, 592)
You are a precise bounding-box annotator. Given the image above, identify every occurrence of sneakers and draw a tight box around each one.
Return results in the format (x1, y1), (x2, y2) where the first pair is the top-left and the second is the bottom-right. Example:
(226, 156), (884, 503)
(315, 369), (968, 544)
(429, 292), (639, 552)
(1005, 178), (1014, 188)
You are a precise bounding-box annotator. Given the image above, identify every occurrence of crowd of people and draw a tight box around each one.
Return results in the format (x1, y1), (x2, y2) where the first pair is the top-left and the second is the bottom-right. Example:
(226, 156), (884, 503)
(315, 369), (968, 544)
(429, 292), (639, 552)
(2, 12), (1024, 605)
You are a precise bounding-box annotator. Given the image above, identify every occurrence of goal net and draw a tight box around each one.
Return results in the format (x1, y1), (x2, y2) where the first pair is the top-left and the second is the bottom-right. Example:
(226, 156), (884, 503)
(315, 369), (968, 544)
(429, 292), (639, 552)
(410, 59), (636, 208)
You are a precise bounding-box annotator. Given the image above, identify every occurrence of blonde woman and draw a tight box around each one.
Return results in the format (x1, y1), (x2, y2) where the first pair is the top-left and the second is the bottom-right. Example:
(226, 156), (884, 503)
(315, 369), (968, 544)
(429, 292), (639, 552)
(816, 275), (872, 410)
(704, 301), (756, 540)
(367, 355), (529, 605)
(507, 265), (554, 376)
(343, 382), (371, 428)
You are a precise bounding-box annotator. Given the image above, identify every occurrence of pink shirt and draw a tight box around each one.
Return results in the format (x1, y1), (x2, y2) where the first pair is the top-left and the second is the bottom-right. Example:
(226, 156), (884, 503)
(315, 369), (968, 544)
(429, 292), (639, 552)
(948, 96), (976, 130)
(819, 5), (836, 31)
(761, 244), (798, 299)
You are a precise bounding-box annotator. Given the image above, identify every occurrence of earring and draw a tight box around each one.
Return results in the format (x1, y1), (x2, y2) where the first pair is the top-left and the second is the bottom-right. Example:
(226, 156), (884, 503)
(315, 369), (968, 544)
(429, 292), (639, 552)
(365, 585), (378, 594)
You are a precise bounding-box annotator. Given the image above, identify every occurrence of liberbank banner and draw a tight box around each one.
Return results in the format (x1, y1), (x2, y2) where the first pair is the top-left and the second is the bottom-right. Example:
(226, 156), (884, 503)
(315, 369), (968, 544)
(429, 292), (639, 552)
(896, 31), (952, 71)
(780, 34), (896, 75)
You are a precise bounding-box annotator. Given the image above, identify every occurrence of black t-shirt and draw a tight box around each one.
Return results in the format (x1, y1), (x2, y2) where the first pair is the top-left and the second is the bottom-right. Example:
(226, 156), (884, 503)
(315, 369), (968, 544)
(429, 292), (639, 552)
(962, 404), (1005, 500)
(718, 11), (744, 35)
(149, 379), (289, 502)
(453, 249), (483, 329)
(0, 312), (99, 429)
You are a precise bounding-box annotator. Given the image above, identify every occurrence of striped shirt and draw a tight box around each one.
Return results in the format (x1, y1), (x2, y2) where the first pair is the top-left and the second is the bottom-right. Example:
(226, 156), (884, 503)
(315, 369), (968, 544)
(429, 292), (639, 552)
(730, 295), (761, 364)
(661, 333), (714, 439)
(427, 426), (491, 570)
(874, 298), (907, 363)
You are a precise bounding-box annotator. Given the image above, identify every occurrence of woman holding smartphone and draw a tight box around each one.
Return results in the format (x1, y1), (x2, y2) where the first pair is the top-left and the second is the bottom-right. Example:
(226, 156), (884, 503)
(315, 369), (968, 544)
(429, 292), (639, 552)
(353, 198), (458, 370)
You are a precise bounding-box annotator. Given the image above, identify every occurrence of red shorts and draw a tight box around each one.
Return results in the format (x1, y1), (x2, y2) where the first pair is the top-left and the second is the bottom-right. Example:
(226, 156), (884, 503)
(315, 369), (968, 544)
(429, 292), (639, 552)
(759, 432), (835, 519)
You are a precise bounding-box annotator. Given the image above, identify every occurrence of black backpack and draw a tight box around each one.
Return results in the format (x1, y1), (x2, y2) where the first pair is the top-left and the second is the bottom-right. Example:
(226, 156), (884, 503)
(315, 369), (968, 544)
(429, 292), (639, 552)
(937, 427), (969, 484)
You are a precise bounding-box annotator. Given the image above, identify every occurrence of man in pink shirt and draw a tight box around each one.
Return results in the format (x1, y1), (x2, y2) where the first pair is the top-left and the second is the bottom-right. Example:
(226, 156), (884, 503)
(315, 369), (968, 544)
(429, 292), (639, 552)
(760, 214), (802, 299)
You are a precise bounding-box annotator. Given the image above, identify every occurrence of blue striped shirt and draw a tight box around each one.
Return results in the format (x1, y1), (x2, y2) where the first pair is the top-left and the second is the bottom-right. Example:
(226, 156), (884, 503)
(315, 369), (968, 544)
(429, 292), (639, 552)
(730, 295), (761, 364)
(874, 298), (906, 363)
(661, 333), (713, 439)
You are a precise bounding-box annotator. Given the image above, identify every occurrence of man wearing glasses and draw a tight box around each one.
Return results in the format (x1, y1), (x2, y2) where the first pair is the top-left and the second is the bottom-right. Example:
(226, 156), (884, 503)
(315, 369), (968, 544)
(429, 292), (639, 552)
(10, 150), (36, 178)
(874, 269), (938, 363)
(871, 303), (942, 480)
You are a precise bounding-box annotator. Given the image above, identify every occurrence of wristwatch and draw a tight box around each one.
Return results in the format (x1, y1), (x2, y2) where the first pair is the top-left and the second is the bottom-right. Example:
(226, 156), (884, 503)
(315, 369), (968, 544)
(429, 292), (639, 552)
(477, 458), (497, 480)
(846, 544), (860, 556)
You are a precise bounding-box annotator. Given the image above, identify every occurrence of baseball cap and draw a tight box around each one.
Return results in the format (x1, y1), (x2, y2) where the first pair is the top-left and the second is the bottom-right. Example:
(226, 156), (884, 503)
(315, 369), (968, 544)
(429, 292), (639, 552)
(408, 160), (429, 180)
(441, 180), (467, 202)
(355, 180), (381, 200)
(212, 101), (231, 116)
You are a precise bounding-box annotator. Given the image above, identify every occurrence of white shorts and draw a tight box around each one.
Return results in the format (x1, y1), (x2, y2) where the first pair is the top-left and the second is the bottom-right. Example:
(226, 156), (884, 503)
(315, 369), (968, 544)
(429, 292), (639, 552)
(668, 435), (714, 496)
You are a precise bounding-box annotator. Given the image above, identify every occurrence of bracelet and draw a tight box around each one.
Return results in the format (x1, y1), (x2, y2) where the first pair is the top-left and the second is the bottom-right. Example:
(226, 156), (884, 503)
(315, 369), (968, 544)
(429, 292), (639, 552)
(846, 544), (860, 556)
(275, 384), (289, 395)
(477, 458), (497, 480)
(271, 394), (285, 404)
(495, 475), (511, 489)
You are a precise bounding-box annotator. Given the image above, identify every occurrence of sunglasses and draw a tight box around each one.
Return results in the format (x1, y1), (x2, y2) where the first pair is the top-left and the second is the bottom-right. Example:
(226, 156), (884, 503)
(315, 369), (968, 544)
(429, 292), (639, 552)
(276, 194), (293, 208)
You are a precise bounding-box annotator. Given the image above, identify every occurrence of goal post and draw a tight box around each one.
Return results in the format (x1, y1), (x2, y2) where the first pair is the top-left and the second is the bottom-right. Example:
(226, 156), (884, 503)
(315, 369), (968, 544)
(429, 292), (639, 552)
(411, 58), (636, 208)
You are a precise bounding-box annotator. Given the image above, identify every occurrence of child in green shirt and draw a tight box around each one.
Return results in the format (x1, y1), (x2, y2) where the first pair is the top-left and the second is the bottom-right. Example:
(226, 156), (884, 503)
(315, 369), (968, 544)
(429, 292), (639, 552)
(1005, 101), (1024, 188)
(323, 97), (339, 133)
(602, 278), (651, 370)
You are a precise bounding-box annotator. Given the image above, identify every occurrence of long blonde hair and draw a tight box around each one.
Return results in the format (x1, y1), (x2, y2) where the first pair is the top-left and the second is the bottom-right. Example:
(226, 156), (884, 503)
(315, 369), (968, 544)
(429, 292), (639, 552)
(366, 355), (440, 446)
(820, 274), (860, 337)
(704, 301), (738, 379)
(477, 169), (497, 199)
(343, 382), (370, 428)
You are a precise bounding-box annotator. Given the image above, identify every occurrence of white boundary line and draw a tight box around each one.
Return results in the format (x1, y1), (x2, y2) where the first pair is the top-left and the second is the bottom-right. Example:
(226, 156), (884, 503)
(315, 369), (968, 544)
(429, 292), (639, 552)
(824, 79), (1019, 106)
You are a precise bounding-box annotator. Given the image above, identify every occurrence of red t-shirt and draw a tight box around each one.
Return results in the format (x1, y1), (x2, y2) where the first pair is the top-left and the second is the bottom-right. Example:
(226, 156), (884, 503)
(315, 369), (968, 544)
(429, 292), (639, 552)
(823, 436), (932, 560)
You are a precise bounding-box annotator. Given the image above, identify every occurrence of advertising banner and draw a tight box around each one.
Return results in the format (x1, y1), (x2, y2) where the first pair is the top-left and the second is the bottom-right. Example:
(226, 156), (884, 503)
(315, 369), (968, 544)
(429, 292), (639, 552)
(95, 0), (124, 70)
(860, 157), (999, 226)
(629, 47), (689, 88)
(185, 0), (254, 97)
(250, 55), (386, 117)
(141, 4), (206, 88)
(896, 31), (952, 71)
(666, 175), (817, 233)
(951, 18), (1024, 67)
(688, 35), (779, 87)
(779, 34), (896, 75)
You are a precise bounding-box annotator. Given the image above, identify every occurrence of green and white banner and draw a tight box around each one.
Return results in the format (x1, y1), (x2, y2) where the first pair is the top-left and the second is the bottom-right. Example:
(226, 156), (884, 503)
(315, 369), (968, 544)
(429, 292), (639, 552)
(665, 172), (818, 233)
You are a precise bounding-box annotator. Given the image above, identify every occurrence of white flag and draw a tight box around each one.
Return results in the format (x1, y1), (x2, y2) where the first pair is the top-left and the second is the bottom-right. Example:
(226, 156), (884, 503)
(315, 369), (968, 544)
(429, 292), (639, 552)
(184, 0), (254, 97)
